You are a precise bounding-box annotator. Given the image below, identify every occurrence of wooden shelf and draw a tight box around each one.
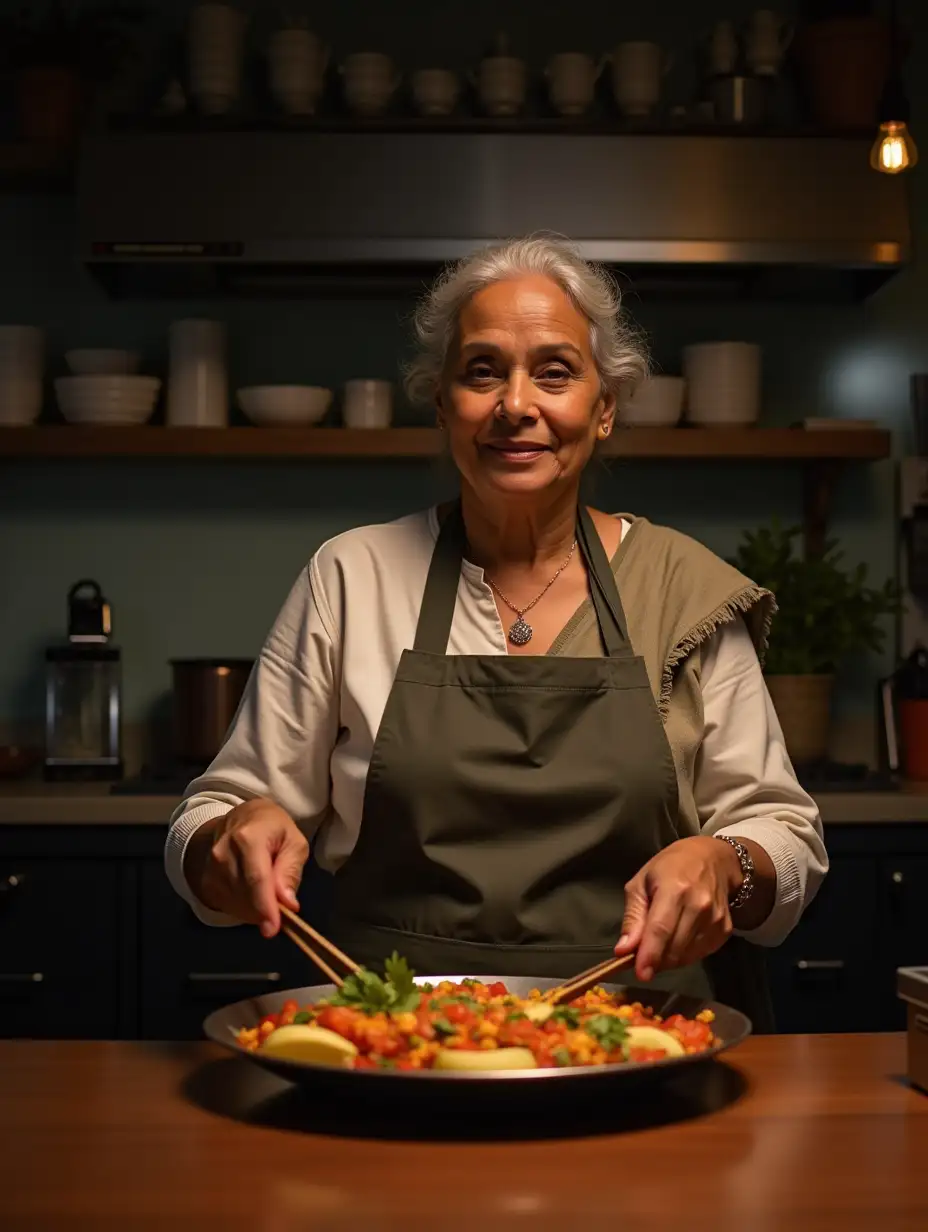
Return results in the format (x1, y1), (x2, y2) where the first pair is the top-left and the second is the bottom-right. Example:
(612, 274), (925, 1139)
(0, 425), (893, 461)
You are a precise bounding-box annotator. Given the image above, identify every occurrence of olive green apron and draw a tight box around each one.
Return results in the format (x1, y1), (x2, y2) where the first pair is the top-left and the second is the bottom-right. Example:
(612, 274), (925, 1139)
(328, 503), (773, 1029)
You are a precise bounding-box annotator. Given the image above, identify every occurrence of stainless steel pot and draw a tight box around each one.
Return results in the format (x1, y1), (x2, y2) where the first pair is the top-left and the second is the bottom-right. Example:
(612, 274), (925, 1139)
(170, 658), (254, 764)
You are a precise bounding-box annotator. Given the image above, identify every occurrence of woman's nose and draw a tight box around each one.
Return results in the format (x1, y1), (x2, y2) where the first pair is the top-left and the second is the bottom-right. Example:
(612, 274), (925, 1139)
(497, 369), (537, 420)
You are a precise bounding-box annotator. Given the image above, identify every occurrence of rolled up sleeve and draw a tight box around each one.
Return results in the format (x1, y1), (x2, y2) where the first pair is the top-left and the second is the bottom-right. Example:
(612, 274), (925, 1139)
(694, 618), (828, 947)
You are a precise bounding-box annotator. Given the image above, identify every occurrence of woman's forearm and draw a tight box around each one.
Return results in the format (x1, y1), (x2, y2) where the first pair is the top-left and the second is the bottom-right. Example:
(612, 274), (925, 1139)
(727, 836), (777, 932)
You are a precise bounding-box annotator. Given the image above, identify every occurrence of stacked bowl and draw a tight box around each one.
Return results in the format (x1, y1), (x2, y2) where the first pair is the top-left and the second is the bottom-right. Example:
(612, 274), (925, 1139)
(56, 350), (159, 426)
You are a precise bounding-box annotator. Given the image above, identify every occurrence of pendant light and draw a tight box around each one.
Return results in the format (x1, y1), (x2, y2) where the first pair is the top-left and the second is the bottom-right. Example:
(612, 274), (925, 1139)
(870, 0), (918, 174)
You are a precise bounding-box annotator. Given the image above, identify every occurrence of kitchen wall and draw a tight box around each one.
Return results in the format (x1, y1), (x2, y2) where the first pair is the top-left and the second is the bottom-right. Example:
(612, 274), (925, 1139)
(0, 0), (925, 762)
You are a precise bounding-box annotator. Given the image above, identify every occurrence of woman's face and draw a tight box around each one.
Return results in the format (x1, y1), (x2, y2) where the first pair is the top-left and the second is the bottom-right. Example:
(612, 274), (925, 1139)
(437, 275), (615, 503)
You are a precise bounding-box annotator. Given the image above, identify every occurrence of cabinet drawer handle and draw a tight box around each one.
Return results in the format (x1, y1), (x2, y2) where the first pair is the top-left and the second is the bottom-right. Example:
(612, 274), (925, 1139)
(795, 960), (845, 972)
(187, 972), (282, 983)
(0, 972), (44, 983)
(892, 870), (904, 885)
(0, 873), (26, 894)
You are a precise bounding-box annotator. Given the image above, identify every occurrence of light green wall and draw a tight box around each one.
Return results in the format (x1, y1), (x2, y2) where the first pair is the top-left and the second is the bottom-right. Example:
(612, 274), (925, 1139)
(0, 0), (924, 741)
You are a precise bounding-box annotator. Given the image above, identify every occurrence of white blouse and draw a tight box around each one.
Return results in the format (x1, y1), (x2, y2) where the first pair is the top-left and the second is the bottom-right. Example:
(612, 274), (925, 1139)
(165, 509), (827, 943)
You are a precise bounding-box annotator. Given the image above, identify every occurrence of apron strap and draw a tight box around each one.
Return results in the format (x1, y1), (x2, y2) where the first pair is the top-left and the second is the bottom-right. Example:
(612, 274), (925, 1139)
(413, 504), (467, 653)
(414, 502), (632, 657)
(576, 506), (632, 658)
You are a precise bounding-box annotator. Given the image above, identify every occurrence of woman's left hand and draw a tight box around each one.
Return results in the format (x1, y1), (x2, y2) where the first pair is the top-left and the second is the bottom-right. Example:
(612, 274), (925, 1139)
(614, 836), (744, 982)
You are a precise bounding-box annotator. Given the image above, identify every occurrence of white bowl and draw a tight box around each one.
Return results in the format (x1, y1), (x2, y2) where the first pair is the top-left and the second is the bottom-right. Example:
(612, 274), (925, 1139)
(65, 349), (141, 376)
(59, 402), (155, 426)
(620, 376), (685, 427)
(237, 385), (332, 426)
(55, 375), (160, 425)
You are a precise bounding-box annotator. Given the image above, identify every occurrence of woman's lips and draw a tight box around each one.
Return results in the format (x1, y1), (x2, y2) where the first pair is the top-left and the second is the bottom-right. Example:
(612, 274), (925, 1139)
(484, 443), (551, 463)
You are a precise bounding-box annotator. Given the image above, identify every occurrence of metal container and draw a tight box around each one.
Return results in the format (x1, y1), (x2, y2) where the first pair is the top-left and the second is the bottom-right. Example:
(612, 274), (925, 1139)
(170, 658), (253, 765)
(898, 967), (928, 1094)
(710, 75), (768, 125)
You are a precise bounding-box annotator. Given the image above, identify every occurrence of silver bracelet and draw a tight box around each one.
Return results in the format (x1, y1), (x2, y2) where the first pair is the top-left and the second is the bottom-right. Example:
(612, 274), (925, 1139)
(715, 835), (755, 911)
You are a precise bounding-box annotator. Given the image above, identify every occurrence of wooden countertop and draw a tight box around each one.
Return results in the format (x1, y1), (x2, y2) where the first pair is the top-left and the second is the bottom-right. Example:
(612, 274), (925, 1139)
(1, 1034), (925, 1229)
(2, 780), (928, 826)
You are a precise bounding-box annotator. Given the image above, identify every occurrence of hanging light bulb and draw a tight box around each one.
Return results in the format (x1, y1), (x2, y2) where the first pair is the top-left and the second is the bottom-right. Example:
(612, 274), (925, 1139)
(871, 120), (918, 174)
(871, 4), (918, 174)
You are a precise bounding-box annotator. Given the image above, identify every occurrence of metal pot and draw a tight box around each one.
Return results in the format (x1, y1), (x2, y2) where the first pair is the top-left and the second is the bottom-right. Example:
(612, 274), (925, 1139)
(170, 658), (253, 765)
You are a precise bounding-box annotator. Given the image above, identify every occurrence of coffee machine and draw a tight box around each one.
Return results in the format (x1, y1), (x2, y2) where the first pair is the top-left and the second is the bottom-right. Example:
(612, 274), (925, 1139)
(44, 580), (122, 781)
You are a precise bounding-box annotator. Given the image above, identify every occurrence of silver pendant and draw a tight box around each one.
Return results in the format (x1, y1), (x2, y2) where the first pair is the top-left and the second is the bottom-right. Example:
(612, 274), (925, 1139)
(508, 616), (533, 646)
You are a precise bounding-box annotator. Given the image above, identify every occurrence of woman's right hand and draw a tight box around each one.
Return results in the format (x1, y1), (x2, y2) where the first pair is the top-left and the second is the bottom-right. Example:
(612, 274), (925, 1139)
(183, 798), (310, 937)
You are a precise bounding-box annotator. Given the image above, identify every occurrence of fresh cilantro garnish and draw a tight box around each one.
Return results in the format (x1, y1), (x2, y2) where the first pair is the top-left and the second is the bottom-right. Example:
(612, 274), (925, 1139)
(326, 951), (421, 1016)
(431, 1017), (457, 1037)
(551, 1007), (581, 1029)
(553, 1047), (572, 1067)
(292, 1011), (311, 1025)
(585, 1014), (629, 1051)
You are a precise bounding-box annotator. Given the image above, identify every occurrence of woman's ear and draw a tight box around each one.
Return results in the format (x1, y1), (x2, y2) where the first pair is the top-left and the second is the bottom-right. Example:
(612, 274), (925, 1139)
(597, 389), (617, 438)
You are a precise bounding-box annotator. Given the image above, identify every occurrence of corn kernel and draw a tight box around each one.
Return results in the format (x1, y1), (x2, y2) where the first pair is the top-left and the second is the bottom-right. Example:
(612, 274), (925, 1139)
(395, 1012), (418, 1033)
(479, 1036), (498, 1049)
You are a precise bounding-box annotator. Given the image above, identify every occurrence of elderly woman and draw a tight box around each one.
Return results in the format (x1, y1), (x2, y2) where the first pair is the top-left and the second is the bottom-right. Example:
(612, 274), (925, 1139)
(166, 235), (826, 1028)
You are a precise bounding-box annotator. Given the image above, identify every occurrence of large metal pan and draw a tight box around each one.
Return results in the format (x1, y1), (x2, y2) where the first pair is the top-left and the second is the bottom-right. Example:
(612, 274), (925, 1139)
(204, 975), (751, 1095)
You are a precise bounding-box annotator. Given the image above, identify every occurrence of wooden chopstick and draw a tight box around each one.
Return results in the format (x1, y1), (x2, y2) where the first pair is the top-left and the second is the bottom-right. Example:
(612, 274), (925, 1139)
(277, 903), (362, 987)
(542, 952), (637, 1006)
(281, 925), (345, 987)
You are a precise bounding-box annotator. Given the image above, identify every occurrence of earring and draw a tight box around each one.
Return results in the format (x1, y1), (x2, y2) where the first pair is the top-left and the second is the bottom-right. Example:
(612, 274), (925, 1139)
(600, 423), (611, 437)
(437, 419), (444, 430)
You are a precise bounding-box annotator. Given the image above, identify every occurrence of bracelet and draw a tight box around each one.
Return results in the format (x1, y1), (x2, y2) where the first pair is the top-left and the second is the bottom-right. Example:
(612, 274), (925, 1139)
(715, 835), (755, 911)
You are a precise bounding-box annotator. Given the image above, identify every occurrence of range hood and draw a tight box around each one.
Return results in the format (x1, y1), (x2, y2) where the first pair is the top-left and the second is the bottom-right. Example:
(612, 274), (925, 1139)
(77, 130), (911, 300)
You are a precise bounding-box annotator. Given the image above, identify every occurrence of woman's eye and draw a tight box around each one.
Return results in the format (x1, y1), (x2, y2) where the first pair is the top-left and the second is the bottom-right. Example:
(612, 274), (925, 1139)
(467, 364), (496, 381)
(538, 366), (570, 382)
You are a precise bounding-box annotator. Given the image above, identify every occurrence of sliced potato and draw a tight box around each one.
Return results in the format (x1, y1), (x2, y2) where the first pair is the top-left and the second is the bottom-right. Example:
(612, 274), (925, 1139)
(623, 1025), (685, 1058)
(434, 1047), (538, 1071)
(260, 1023), (358, 1068)
(523, 1001), (554, 1024)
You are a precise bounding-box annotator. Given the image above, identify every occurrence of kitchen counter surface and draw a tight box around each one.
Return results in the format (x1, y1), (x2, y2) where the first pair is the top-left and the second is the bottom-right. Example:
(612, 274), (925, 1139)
(2, 781), (928, 825)
(0, 1033), (925, 1230)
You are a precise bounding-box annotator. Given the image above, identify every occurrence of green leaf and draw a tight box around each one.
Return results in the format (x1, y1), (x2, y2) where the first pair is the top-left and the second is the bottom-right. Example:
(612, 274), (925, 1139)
(432, 1017), (457, 1037)
(553, 1048), (573, 1067)
(326, 952), (421, 1016)
(585, 1014), (629, 1052)
(550, 1006), (581, 1029)
(727, 519), (903, 674)
(292, 1011), (311, 1025)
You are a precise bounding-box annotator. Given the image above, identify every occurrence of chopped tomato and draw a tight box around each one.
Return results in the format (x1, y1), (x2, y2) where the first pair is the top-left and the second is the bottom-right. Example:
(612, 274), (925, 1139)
(316, 1005), (363, 1043)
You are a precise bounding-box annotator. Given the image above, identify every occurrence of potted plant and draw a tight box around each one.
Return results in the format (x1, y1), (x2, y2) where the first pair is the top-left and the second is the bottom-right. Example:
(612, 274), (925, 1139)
(793, 0), (893, 130)
(0, 2), (144, 149)
(729, 520), (900, 766)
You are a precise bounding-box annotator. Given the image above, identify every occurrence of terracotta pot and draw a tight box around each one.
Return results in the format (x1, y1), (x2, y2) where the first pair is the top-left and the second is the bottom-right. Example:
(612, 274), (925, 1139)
(899, 699), (928, 782)
(794, 17), (892, 129)
(764, 673), (834, 766)
(15, 67), (88, 148)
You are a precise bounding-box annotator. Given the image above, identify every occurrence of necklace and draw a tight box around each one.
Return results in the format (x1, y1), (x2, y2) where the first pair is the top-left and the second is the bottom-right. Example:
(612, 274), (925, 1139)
(486, 539), (578, 646)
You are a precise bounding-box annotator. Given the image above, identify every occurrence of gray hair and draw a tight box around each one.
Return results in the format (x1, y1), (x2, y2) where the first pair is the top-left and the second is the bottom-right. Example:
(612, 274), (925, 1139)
(404, 233), (649, 407)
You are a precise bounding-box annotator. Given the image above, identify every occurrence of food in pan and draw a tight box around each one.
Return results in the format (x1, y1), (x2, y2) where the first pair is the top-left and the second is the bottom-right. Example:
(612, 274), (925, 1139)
(235, 954), (717, 1072)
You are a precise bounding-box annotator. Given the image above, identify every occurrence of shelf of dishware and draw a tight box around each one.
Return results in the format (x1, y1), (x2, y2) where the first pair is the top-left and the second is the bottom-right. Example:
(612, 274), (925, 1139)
(0, 425), (892, 462)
